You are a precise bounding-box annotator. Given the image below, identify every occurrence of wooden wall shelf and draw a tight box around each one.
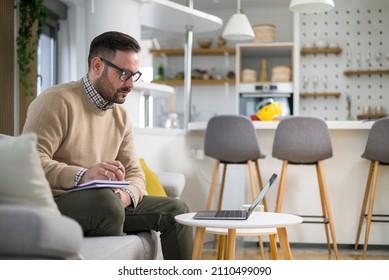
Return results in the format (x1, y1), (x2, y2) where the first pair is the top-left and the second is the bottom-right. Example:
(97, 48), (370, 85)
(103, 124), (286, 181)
(343, 69), (389, 76)
(357, 113), (388, 120)
(150, 47), (236, 56)
(301, 47), (342, 55)
(300, 92), (341, 98)
(152, 79), (235, 86)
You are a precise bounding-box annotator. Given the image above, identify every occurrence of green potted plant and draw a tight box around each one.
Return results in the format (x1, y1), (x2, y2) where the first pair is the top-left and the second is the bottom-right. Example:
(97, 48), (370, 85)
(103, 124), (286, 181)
(15, 0), (47, 97)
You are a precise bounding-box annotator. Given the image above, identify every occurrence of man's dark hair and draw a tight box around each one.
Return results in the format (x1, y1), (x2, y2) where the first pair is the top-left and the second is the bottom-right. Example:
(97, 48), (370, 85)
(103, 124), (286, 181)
(87, 31), (141, 70)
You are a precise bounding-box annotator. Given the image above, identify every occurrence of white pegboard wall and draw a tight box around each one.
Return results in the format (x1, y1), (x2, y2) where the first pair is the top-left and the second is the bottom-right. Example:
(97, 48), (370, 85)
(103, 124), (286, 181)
(299, 0), (389, 120)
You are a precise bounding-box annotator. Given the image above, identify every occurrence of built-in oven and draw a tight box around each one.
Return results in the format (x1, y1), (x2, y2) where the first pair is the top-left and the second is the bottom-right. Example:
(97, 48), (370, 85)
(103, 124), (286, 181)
(239, 83), (293, 118)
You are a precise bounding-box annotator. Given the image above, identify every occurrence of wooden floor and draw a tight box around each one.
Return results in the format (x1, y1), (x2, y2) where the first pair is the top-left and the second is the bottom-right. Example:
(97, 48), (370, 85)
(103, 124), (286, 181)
(201, 241), (389, 260)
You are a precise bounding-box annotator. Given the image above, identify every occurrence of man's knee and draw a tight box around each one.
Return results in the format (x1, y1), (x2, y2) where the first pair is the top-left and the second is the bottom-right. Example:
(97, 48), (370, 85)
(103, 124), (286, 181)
(164, 198), (190, 216)
(91, 189), (125, 233)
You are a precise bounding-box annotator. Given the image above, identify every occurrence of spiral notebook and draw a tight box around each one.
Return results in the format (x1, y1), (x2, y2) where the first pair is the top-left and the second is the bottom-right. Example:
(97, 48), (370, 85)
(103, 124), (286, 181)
(66, 180), (130, 192)
(193, 173), (277, 220)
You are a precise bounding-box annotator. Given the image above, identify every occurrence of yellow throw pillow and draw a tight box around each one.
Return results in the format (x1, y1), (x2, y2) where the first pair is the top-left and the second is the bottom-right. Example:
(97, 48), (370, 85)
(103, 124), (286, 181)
(139, 158), (167, 197)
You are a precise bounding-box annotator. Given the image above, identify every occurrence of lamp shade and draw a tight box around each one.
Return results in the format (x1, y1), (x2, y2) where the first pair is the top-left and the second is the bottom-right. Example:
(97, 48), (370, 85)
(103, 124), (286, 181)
(289, 0), (334, 13)
(222, 12), (254, 41)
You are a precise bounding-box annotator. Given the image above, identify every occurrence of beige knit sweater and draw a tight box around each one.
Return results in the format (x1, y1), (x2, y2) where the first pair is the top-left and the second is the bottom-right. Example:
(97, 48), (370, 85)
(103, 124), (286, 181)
(23, 80), (146, 204)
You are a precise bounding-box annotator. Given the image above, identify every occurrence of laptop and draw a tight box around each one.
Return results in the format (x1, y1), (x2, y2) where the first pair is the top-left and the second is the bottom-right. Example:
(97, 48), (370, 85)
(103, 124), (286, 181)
(193, 173), (278, 220)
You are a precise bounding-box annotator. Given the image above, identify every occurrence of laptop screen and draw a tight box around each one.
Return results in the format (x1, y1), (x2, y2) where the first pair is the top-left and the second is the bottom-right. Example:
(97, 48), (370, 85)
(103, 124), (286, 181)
(247, 173), (278, 216)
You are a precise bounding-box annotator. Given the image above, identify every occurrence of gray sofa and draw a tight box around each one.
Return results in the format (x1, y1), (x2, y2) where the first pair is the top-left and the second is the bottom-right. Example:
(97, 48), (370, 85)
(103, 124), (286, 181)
(0, 133), (185, 260)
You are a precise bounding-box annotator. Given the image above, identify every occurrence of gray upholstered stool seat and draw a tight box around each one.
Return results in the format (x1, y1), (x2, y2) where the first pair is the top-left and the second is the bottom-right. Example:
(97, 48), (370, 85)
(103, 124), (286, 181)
(272, 116), (339, 259)
(204, 114), (266, 211)
(204, 114), (276, 259)
(354, 117), (389, 259)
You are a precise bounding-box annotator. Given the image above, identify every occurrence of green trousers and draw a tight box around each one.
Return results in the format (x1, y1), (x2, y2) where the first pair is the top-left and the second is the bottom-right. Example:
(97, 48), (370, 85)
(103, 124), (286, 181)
(55, 188), (194, 260)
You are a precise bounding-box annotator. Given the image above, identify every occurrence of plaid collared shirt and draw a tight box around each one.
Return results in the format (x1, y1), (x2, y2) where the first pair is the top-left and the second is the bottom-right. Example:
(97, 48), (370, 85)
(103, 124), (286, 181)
(82, 75), (115, 110)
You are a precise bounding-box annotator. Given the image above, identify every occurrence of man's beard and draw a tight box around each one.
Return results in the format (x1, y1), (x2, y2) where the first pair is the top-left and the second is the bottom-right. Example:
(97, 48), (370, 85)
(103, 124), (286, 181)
(94, 69), (130, 104)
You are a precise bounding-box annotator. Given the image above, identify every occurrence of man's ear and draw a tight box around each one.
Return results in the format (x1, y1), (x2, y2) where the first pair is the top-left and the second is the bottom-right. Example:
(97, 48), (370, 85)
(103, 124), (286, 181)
(91, 57), (104, 76)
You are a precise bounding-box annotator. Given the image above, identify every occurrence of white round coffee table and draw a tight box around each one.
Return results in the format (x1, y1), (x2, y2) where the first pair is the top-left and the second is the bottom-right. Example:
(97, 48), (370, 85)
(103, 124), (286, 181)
(175, 211), (303, 260)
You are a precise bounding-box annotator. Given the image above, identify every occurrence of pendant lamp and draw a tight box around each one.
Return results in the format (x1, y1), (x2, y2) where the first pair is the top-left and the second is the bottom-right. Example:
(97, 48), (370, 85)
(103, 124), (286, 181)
(289, 0), (335, 13)
(222, 0), (254, 41)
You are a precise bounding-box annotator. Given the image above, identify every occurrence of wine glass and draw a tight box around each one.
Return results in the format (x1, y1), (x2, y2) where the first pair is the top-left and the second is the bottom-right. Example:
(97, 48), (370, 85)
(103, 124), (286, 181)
(355, 51), (361, 67)
(312, 75), (319, 91)
(302, 75), (309, 90)
(375, 50), (382, 62)
(322, 75), (328, 89)
(346, 50), (352, 66)
(366, 51), (371, 65)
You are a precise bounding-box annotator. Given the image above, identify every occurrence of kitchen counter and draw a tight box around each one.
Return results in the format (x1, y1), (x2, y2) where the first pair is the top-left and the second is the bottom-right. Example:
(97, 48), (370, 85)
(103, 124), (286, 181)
(188, 120), (374, 131)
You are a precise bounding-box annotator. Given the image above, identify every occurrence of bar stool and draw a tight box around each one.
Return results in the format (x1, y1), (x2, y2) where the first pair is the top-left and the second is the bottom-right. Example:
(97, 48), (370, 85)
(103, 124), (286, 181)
(204, 114), (275, 259)
(272, 116), (339, 259)
(204, 114), (267, 212)
(354, 117), (389, 259)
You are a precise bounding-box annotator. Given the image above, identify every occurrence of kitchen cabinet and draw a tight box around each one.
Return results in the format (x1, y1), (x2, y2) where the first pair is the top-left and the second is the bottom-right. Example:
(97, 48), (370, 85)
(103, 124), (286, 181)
(236, 43), (296, 118)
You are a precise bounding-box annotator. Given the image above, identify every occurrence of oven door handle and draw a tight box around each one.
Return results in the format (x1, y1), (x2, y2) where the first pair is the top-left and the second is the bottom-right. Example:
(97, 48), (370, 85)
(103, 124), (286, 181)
(240, 93), (292, 98)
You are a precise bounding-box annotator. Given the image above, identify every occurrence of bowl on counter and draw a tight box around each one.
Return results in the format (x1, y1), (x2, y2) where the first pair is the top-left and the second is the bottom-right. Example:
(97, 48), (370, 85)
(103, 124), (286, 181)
(197, 38), (213, 49)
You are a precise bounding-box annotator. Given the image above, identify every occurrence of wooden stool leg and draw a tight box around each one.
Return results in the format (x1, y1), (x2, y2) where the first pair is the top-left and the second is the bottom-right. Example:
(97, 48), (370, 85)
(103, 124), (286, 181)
(206, 161), (220, 210)
(275, 160), (288, 212)
(355, 161), (374, 250)
(316, 163), (331, 254)
(216, 164), (227, 211)
(211, 164), (228, 249)
(317, 161), (339, 260)
(247, 160), (258, 198)
(363, 161), (379, 259)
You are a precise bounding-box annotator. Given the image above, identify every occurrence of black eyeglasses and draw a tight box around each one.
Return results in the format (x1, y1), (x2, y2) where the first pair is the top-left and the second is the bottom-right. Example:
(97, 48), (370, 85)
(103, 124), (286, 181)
(99, 57), (142, 82)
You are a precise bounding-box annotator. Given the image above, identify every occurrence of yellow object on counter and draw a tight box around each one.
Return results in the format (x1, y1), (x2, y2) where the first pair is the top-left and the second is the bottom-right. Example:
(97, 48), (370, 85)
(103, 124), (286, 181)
(256, 102), (283, 121)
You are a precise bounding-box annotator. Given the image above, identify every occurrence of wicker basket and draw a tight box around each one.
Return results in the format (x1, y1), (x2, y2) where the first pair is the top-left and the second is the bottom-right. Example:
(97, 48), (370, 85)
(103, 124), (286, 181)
(271, 65), (291, 82)
(241, 68), (257, 83)
(253, 24), (276, 43)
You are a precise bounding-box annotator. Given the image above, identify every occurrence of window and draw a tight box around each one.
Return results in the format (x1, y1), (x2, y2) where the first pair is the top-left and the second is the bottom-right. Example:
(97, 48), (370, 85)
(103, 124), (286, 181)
(37, 24), (56, 95)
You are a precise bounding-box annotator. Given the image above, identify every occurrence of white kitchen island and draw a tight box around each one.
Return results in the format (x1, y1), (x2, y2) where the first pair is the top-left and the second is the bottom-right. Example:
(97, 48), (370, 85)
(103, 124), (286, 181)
(134, 120), (389, 247)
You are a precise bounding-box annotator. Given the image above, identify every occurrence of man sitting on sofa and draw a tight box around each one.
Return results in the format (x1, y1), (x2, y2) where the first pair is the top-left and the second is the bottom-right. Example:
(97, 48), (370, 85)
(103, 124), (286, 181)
(22, 31), (193, 260)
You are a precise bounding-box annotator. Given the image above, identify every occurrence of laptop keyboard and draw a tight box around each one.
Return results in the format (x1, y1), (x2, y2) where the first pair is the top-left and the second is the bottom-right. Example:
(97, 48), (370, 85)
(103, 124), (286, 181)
(215, 210), (244, 218)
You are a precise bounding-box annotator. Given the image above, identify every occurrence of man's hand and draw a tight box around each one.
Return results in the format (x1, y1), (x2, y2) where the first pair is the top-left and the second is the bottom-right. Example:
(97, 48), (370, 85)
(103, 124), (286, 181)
(79, 160), (125, 184)
(114, 189), (133, 208)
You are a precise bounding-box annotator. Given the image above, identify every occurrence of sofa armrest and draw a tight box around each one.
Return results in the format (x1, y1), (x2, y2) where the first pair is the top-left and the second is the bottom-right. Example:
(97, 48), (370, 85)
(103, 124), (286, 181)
(156, 172), (185, 198)
(0, 204), (83, 259)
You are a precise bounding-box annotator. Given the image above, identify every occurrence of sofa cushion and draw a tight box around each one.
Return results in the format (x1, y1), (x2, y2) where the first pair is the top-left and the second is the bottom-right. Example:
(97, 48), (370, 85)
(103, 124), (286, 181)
(80, 231), (160, 260)
(140, 158), (167, 196)
(0, 205), (82, 259)
(0, 133), (59, 214)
